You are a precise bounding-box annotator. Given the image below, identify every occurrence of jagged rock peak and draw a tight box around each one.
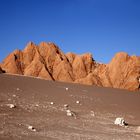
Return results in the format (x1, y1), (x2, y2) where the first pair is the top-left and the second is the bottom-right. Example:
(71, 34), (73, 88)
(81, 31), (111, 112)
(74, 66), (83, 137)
(23, 41), (37, 52)
(1, 41), (140, 91)
(110, 52), (130, 63)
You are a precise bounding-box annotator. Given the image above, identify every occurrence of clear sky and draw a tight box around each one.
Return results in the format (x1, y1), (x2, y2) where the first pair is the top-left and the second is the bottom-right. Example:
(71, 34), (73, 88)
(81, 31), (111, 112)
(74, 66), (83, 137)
(0, 0), (140, 63)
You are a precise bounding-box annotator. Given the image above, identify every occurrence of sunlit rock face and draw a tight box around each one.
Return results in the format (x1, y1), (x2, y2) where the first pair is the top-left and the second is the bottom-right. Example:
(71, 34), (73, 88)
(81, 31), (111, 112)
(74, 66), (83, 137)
(1, 42), (140, 91)
(106, 52), (140, 91)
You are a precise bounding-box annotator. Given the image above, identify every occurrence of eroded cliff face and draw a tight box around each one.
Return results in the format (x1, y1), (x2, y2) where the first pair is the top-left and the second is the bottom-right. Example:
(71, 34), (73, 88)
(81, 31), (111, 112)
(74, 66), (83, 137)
(1, 42), (140, 91)
(107, 52), (140, 90)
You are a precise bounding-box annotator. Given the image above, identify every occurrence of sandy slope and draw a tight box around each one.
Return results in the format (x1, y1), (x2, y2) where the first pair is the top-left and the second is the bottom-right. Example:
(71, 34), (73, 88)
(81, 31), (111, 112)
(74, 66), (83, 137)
(0, 74), (140, 140)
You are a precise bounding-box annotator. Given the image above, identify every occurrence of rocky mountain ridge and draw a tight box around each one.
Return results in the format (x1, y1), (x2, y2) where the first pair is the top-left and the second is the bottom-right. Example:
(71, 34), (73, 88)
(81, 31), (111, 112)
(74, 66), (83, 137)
(1, 42), (140, 91)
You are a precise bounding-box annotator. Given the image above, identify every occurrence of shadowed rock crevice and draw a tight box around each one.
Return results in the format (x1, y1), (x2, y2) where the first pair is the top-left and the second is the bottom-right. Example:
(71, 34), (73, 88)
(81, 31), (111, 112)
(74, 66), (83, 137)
(1, 42), (140, 91)
(0, 66), (5, 73)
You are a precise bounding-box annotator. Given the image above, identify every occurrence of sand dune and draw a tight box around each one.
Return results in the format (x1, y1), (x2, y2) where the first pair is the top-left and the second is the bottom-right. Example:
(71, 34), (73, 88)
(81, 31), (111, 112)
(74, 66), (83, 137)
(0, 74), (140, 140)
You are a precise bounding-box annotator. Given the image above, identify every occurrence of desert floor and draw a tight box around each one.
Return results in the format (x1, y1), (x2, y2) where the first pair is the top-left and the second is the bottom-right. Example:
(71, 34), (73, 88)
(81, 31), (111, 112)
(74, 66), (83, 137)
(0, 74), (140, 140)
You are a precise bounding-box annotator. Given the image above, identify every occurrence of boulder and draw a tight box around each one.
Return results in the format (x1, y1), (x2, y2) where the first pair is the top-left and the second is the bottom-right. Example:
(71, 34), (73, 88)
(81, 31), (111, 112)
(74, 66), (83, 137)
(114, 117), (127, 126)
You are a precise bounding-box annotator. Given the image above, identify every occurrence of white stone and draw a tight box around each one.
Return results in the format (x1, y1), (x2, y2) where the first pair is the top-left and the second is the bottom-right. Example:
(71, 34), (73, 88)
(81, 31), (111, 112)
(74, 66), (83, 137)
(66, 109), (75, 117)
(28, 125), (36, 131)
(50, 102), (54, 105)
(64, 104), (69, 107)
(13, 94), (16, 97)
(114, 117), (126, 126)
(66, 110), (73, 116)
(7, 104), (16, 108)
(67, 112), (73, 116)
(76, 101), (80, 104)
(35, 104), (39, 107)
(28, 125), (33, 129)
(66, 109), (71, 113)
(16, 88), (20, 91)
(90, 111), (95, 117)
(64, 104), (68, 108)
(65, 87), (69, 91)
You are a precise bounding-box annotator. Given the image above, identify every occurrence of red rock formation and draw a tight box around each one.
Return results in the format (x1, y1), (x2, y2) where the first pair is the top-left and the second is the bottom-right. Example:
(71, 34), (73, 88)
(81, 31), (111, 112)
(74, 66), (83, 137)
(1, 42), (140, 91)
(38, 42), (74, 82)
(1, 49), (23, 74)
(75, 73), (103, 86)
(93, 52), (140, 90)
(107, 52), (140, 90)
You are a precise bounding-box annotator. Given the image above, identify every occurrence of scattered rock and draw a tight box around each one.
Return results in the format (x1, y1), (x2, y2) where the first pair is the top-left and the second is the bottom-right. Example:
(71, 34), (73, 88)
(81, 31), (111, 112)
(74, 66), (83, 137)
(65, 87), (69, 91)
(13, 94), (16, 97)
(76, 101), (80, 104)
(35, 104), (39, 107)
(114, 117), (127, 126)
(50, 102), (54, 105)
(7, 104), (16, 109)
(64, 104), (69, 107)
(66, 110), (73, 116)
(16, 88), (20, 91)
(66, 109), (77, 119)
(28, 125), (36, 132)
(64, 104), (69, 109)
(90, 111), (95, 117)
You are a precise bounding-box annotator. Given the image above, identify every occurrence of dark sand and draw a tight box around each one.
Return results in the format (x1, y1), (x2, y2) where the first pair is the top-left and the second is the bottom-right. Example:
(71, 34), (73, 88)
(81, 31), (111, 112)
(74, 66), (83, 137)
(0, 74), (140, 140)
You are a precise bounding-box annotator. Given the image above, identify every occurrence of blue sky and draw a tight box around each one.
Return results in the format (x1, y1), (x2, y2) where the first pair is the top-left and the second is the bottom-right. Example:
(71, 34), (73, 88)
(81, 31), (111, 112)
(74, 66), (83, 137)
(0, 0), (140, 63)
